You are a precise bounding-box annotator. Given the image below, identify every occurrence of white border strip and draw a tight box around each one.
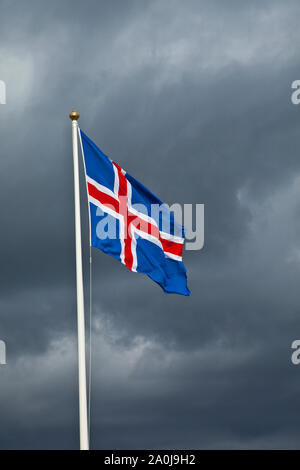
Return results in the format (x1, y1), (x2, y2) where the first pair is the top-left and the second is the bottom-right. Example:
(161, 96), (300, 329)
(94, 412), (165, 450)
(86, 175), (118, 201)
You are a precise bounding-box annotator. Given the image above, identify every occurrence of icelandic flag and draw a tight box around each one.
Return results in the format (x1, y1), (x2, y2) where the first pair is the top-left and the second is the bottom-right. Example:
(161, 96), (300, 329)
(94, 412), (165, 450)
(79, 129), (190, 296)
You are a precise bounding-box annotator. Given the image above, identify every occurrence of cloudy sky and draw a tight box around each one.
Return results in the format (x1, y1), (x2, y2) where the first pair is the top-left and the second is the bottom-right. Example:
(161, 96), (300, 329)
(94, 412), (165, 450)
(1, 0), (300, 449)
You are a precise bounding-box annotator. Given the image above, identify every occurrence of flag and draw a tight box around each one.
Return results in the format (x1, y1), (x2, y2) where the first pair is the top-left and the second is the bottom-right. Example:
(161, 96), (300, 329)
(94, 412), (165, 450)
(79, 130), (190, 296)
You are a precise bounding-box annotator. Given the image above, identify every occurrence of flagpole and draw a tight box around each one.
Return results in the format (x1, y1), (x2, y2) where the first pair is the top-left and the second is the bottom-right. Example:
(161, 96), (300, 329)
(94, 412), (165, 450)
(69, 109), (89, 450)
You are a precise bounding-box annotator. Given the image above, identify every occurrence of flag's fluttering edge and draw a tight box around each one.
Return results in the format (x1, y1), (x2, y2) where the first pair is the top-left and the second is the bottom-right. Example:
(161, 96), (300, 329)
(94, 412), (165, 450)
(79, 130), (190, 296)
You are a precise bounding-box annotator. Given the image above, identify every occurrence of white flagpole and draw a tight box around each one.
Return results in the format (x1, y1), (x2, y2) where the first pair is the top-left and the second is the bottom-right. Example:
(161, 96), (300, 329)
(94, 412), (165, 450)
(69, 109), (89, 450)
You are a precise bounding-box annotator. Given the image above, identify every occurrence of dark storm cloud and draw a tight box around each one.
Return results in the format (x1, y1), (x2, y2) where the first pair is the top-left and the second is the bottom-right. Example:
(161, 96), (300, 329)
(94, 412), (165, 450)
(0, 0), (300, 449)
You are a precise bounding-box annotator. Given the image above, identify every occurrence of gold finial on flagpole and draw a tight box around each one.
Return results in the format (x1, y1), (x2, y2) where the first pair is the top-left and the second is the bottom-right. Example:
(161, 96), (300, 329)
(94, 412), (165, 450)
(69, 109), (80, 121)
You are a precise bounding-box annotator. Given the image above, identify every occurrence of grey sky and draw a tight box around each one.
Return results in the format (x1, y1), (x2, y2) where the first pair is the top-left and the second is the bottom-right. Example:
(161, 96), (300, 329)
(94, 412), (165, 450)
(0, 0), (300, 449)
